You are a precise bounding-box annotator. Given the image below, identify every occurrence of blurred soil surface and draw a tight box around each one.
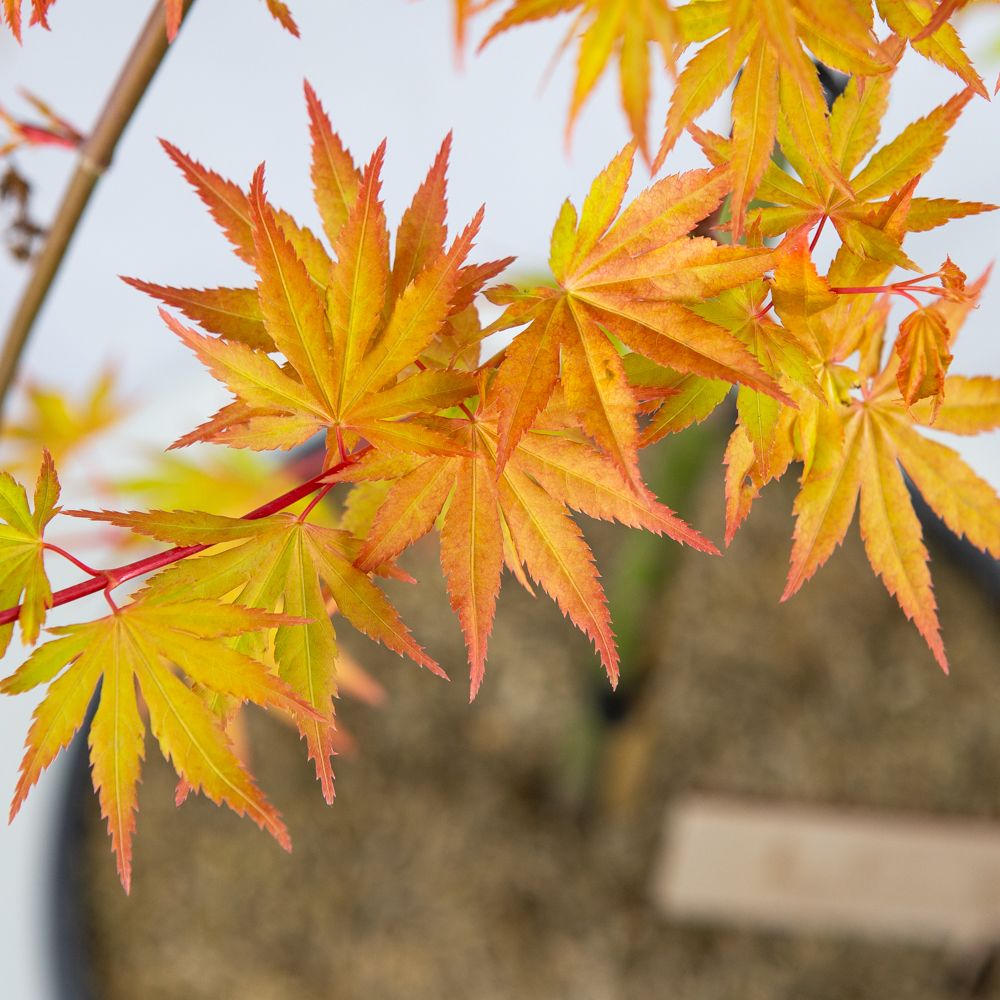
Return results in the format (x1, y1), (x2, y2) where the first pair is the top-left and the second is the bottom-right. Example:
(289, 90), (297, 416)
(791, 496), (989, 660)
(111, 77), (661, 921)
(77, 459), (1000, 1000)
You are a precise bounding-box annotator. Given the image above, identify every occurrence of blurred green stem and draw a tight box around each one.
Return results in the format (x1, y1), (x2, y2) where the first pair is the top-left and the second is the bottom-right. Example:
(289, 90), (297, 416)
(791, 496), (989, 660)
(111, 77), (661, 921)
(560, 413), (729, 810)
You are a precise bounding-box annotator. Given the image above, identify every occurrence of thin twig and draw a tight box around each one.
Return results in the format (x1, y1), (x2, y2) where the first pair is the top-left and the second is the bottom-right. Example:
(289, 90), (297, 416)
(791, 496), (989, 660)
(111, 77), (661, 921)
(42, 542), (102, 578)
(0, 0), (196, 422)
(0, 445), (369, 628)
(297, 483), (333, 522)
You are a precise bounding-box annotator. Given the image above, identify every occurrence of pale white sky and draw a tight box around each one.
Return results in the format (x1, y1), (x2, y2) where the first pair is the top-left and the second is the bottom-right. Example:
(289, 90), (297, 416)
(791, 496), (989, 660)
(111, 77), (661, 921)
(0, 4), (998, 995)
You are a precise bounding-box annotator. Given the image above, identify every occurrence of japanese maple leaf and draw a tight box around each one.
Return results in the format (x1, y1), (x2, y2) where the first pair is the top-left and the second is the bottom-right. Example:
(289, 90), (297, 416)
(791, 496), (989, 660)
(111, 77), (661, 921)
(774, 266), (999, 673)
(351, 387), (717, 698)
(3, 371), (126, 473)
(652, 0), (894, 234)
(0, 599), (321, 892)
(729, 79), (993, 269)
(632, 271), (819, 537)
(876, 0), (986, 96)
(479, 0), (681, 162)
(780, 363), (999, 673)
(487, 143), (785, 487)
(70, 510), (441, 805)
(620, 248), (825, 450)
(623, 352), (733, 447)
(127, 84), (510, 462)
(712, 245), (995, 670)
(717, 238), (850, 510)
(888, 257), (970, 413)
(721, 195), (974, 541)
(694, 276), (823, 479)
(0, 452), (59, 653)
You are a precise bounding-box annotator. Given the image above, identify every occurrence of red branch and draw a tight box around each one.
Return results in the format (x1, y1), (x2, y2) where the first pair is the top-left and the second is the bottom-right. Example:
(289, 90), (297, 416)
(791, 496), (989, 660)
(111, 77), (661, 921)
(0, 448), (370, 628)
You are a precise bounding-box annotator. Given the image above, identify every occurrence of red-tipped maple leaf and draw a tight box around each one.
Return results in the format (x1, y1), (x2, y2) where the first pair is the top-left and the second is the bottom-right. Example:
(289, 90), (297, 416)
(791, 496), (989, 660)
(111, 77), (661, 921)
(652, 0), (896, 234)
(780, 363), (1000, 674)
(776, 270), (1000, 673)
(0, 89), (82, 156)
(0, 599), (320, 892)
(479, 0), (681, 163)
(71, 509), (441, 805)
(487, 144), (787, 487)
(716, 80), (994, 269)
(352, 385), (717, 698)
(0, 0), (51, 41)
(876, 0), (986, 96)
(128, 83), (511, 462)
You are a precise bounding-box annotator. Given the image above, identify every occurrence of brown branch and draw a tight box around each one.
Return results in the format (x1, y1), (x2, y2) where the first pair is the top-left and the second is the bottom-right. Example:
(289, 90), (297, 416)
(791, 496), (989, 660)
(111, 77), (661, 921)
(0, 445), (370, 628)
(0, 0), (197, 421)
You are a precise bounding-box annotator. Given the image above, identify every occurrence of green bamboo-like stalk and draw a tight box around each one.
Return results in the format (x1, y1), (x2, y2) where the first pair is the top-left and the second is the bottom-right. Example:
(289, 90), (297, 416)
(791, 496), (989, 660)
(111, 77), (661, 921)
(559, 413), (729, 811)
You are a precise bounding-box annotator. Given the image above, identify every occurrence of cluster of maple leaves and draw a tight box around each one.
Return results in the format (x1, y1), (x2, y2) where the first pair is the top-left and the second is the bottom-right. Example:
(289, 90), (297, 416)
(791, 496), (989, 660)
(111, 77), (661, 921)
(0, 1), (998, 893)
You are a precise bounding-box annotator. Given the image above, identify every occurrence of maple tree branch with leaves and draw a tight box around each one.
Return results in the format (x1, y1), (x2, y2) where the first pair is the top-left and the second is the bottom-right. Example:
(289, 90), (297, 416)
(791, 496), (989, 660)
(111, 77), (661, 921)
(0, 1), (996, 897)
(0, 446), (366, 628)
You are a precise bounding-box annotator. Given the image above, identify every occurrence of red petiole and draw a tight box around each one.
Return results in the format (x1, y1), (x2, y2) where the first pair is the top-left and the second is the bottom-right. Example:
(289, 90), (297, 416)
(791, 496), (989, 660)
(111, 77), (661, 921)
(809, 214), (828, 253)
(0, 446), (371, 628)
(831, 271), (954, 308)
(43, 542), (103, 578)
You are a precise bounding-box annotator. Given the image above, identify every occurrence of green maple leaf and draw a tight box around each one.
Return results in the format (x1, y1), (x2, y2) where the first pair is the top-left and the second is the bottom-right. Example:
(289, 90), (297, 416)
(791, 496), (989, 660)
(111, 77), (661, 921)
(0, 451), (60, 652)
(71, 509), (442, 805)
(1, 599), (320, 892)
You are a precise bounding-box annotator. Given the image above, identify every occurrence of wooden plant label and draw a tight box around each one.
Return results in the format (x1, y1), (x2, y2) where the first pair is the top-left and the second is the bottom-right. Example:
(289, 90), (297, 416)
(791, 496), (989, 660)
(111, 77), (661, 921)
(654, 795), (1000, 948)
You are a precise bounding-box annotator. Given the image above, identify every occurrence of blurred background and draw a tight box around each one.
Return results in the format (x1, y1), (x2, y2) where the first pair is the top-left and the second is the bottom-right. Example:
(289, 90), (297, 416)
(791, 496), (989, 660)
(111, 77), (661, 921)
(1, 2), (999, 998)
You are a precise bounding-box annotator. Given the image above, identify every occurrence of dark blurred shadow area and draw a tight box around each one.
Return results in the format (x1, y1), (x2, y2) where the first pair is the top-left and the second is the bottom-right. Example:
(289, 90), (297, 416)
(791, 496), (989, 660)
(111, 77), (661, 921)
(55, 419), (1000, 1000)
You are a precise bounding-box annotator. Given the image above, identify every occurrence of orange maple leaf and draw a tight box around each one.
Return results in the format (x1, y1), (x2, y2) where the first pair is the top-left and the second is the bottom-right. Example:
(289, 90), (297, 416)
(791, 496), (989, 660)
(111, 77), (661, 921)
(0, 600), (321, 891)
(479, 0), (680, 162)
(777, 272), (1000, 673)
(69, 508), (441, 806)
(352, 385), (717, 698)
(488, 144), (787, 487)
(129, 85), (511, 462)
